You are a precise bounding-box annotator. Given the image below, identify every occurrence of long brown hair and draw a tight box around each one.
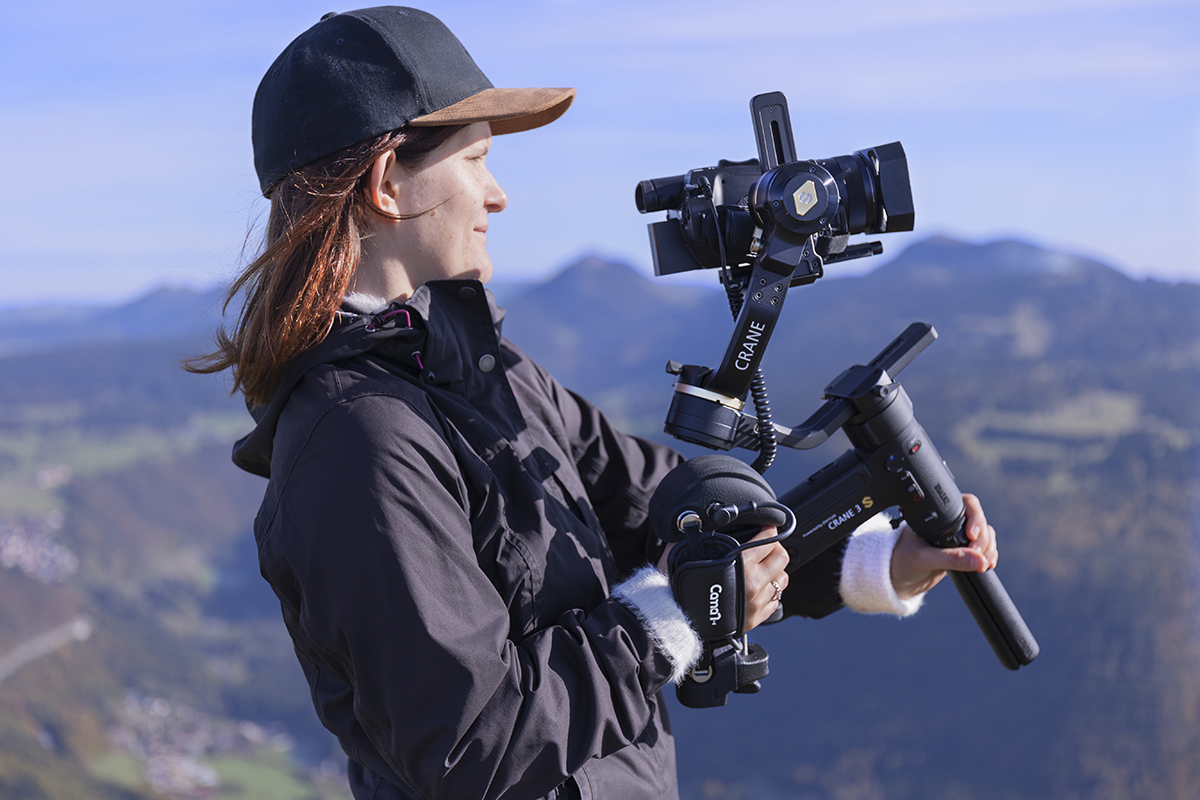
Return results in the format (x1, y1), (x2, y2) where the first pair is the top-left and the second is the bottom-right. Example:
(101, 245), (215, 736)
(186, 125), (464, 406)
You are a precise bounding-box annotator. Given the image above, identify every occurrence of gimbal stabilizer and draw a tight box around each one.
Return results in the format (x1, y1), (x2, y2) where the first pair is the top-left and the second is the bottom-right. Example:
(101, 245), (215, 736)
(639, 93), (1039, 708)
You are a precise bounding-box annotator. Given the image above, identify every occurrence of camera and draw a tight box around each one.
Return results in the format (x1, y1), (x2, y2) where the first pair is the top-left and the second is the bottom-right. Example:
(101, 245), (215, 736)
(636, 93), (914, 285)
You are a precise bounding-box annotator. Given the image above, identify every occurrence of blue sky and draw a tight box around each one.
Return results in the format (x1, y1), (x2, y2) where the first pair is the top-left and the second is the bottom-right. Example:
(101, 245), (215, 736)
(2, 0), (1198, 306)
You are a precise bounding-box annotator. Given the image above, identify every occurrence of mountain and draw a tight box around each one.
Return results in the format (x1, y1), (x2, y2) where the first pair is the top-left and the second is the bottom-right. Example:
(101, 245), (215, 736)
(874, 235), (1125, 281)
(502, 255), (731, 433)
(0, 287), (229, 358)
(0, 237), (1196, 799)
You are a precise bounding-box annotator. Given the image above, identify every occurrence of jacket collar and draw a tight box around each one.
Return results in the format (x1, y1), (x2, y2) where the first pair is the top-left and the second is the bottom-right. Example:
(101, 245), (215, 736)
(385, 280), (505, 388)
(233, 279), (505, 478)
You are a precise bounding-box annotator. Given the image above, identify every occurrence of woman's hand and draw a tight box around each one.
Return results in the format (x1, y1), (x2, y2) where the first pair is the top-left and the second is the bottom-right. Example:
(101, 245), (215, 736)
(657, 528), (790, 632)
(890, 493), (998, 600)
(740, 528), (790, 630)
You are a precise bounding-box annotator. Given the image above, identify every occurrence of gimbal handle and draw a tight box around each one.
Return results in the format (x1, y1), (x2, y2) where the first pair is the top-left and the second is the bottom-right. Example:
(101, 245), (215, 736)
(776, 430), (1038, 669)
(772, 329), (1039, 669)
(927, 529), (1041, 670)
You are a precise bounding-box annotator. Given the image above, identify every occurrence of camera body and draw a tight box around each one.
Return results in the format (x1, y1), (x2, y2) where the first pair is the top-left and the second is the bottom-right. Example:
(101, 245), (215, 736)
(636, 93), (914, 284)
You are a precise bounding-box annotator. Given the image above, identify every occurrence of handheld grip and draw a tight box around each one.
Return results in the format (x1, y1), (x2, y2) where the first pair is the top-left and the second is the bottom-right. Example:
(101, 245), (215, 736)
(950, 569), (1039, 669)
(862, 403), (1039, 670)
(926, 524), (1039, 670)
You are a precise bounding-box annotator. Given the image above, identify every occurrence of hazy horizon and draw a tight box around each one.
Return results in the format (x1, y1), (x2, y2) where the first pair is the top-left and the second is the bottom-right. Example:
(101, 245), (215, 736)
(3, 0), (1197, 306)
(2, 231), (1189, 312)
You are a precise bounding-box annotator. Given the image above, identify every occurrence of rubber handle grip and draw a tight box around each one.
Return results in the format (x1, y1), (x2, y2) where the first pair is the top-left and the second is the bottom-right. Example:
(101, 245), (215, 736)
(949, 569), (1040, 669)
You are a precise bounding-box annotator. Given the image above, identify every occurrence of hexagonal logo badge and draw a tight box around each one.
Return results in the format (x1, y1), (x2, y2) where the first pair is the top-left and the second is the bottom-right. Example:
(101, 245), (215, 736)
(792, 180), (818, 216)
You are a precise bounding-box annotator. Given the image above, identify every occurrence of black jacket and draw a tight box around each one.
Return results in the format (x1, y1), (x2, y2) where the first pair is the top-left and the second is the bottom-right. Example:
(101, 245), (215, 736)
(232, 281), (845, 800)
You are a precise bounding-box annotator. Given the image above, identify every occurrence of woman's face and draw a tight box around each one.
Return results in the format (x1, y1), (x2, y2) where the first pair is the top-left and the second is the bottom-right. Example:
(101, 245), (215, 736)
(383, 121), (508, 287)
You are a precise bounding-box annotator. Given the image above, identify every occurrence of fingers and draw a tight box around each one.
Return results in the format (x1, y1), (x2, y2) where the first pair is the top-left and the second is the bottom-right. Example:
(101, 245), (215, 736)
(745, 565), (788, 631)
(743, 527), (789, 570)
(916, 534), (993, 574)
(928, 545), (989, 574)
(742, 527), (789, 631)
(962, 494), (998, 570)
(976, 525), (998, 570)
(962, 493), (987, 540)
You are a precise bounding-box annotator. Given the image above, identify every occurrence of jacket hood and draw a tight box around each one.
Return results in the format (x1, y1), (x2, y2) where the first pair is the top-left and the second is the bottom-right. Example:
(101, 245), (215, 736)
(232, 280), (504, 479)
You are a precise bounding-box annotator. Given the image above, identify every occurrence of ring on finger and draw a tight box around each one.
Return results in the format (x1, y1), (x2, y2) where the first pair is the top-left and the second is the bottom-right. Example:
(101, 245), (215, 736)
(770, 580), (783, 603)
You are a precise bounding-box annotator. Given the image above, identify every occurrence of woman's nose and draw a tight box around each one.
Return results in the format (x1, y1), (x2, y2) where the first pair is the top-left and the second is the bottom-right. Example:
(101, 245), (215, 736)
(485, 172), (508, 213)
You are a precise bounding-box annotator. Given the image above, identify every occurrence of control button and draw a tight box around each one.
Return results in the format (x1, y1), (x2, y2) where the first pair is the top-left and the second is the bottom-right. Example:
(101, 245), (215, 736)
(886, 455), (905, 474)
(923, 511), (939, 524)
(909, 441), (921, 455)
(898, 470), (925, 503)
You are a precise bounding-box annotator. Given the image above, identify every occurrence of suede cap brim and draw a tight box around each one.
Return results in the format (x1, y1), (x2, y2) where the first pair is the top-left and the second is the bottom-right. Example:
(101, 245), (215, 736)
(410, 87), (575, 135)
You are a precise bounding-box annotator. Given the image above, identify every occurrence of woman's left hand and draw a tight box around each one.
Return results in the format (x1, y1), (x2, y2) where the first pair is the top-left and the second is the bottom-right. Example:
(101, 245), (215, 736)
(890, 493), (998, 601)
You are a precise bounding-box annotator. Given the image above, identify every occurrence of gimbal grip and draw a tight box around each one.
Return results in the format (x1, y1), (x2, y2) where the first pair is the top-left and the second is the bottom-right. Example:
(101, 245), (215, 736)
(926, 520), (1038, 669)
(949, 568), (1040, 670)
(921, 520), (1039, 670)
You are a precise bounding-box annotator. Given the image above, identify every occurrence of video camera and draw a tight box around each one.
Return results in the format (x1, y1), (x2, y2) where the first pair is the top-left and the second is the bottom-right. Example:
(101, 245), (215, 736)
(639, 92), (1038, 708)
(637, 93), (913, 285)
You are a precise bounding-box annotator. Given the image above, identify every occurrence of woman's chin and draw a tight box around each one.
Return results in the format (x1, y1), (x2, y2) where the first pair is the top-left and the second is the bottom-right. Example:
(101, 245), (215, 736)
(460, 260), (493, 285)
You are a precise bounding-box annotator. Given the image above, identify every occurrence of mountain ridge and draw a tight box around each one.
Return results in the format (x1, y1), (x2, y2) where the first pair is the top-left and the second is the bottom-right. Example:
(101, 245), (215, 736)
(0, 235), (1196, 799)
(0, 235), (1187, 358)
(877, 235), (1128, 282)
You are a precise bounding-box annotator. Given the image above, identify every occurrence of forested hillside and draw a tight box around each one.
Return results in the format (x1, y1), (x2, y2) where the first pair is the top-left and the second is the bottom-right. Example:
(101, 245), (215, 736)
(0, 237), (1196, 799)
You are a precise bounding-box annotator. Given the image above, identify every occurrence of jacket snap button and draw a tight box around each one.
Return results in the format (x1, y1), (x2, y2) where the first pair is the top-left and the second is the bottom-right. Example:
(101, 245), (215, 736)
(477, 354), (496, 373)
(459, 286), (478, 300)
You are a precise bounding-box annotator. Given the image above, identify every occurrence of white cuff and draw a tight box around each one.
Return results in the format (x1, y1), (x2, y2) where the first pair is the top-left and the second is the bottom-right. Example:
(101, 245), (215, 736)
(611, 566), (702, 684)
(839, 515), (924, 617)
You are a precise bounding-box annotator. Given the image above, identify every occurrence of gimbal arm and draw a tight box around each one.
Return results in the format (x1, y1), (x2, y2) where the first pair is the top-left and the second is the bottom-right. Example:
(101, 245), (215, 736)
(731, 323), (938, 451)
(678, 92), (837, 404)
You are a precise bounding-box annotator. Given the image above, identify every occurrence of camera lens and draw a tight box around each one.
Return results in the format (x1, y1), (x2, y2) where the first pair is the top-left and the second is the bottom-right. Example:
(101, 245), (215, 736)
(636, 176), (684, 214)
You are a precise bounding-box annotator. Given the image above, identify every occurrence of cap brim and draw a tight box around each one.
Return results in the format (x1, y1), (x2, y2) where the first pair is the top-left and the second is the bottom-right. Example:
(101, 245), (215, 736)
(409, 87), (575, 135)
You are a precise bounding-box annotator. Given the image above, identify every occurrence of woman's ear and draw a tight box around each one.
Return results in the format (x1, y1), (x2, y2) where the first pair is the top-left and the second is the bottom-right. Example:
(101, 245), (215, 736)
(364, 150), (401, 217)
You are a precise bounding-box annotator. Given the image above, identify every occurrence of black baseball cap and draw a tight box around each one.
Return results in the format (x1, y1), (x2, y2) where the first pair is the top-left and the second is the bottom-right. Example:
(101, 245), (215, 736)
(252, 7), (575, 196)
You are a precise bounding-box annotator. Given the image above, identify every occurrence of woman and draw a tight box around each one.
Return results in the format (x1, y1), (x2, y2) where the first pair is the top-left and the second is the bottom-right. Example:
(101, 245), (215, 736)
(191, 8), (998, 800)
